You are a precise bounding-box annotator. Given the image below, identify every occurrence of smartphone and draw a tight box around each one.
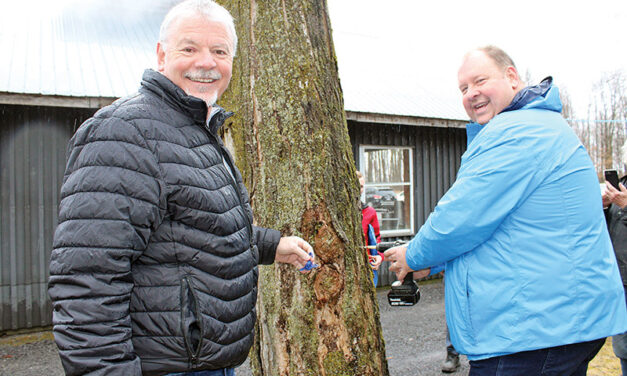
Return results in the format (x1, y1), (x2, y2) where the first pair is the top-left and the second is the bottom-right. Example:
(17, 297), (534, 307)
(604, 169), (620, 189)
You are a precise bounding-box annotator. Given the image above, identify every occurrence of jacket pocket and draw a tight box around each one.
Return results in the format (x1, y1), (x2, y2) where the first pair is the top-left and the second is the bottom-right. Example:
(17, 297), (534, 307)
(180, 276), (203, 363)
(453, 256), (476, 346)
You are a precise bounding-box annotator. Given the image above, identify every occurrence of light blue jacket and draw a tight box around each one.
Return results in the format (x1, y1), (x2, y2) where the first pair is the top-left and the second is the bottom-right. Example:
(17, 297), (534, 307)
(406, 79), (627, 360)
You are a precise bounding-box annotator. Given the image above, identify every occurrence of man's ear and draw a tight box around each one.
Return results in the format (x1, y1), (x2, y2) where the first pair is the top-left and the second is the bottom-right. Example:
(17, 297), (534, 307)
(506, 66), (521, 89)
(156, 43), (166, 72)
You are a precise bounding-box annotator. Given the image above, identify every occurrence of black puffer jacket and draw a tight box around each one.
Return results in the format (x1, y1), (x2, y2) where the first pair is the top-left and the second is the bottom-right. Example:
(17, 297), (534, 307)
(606, 175), (627, 287)
(49, 69), (280, 375)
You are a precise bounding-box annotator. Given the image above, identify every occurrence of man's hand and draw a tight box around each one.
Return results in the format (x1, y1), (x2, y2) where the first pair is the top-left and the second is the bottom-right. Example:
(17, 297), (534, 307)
(605, 181), (627, 209)
(275, 236), (316, 273)
(412, 268), (431, 280)
(369, 255), (383, 270)
(602, 188), (611, 208)
(384, 245), (413, 281)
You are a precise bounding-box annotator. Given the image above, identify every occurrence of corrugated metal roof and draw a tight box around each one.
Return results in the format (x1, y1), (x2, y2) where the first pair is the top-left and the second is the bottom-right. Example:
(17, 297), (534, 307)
(341, 85), (466, 122)
(0, 0), (468, 122)
(330, 28), (467, 121)
(0, 0), (178, 98)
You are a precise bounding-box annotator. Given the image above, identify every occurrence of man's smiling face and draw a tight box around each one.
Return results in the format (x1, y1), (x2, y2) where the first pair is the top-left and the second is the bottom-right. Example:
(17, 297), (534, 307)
(157, 15), (233, 109)
(457, 50), (519, 125)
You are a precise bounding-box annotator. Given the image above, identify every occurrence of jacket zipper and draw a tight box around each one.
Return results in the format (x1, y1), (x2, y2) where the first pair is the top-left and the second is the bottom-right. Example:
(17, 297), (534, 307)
(203, 123), (255, 249)
(181, 276), (202, 364)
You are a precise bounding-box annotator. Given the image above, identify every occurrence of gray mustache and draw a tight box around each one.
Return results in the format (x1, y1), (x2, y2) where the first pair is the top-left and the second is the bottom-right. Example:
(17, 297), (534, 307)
(185, 71), (222, 80)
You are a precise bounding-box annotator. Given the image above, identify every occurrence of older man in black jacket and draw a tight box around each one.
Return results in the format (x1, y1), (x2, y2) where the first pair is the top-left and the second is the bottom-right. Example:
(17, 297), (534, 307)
(48, 1), (315, 375)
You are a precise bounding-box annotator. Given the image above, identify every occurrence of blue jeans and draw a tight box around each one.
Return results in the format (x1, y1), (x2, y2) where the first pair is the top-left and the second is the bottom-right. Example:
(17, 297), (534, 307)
(613, 288), (627, 376)
(469, 338), (605, 376)
(168, 369), (234, 376)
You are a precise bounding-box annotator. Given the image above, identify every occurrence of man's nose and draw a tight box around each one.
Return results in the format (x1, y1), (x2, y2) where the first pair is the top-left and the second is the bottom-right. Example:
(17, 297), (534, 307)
(195, 50), (217, 68)
(465, 86), (479, 100)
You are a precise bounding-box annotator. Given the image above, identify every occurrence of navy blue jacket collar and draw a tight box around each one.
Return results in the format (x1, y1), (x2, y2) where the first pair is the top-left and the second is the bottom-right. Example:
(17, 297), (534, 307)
(502, 76), (553, 113)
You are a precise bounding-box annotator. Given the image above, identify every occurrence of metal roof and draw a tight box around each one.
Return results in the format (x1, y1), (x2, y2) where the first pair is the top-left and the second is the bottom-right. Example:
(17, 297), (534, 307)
(0, 0), (178, 98)
(0, 0), (468, 122)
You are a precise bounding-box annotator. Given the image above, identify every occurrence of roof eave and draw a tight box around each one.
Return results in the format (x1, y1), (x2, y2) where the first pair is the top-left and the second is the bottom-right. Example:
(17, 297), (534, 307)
(345, 110), (467, 128)
(0, 92), (117, 109)
(0, 93), (468, 128)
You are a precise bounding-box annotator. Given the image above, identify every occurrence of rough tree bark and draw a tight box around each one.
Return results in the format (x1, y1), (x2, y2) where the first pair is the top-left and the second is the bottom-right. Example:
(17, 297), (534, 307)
(217, 0), (389, 375)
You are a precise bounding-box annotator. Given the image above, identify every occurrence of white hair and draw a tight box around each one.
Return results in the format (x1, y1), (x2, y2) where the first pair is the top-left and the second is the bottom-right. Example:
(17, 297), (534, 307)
(159, 0), (238, 56)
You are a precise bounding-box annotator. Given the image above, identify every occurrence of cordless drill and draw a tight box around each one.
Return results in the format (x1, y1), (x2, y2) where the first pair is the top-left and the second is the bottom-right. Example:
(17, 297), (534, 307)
(372, 241), (421, 307)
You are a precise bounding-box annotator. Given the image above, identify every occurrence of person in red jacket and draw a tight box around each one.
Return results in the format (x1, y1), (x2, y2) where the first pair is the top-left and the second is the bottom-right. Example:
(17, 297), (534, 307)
(357, 171), (383, 271)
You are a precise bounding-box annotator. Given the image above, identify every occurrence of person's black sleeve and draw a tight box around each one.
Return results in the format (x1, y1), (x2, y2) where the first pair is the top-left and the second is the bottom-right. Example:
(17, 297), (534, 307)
(253, 226), (281, 265)
(48, 114), (165, 376)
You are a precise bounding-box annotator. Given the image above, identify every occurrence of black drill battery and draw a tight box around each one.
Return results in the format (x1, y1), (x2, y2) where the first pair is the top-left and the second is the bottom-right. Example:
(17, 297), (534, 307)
(387, 273), (420, 306)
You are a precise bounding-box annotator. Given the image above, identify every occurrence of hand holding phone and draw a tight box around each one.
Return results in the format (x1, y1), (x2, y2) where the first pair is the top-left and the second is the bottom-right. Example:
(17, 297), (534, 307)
(604, 169), (620, 190)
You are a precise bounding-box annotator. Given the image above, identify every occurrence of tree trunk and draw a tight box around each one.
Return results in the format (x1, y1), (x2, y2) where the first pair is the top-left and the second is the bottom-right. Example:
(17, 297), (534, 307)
(218, 0), (389, 375)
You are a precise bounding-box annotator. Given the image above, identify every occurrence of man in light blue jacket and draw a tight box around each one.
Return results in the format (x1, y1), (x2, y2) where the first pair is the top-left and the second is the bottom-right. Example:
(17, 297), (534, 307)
(385, 46), (627, 375)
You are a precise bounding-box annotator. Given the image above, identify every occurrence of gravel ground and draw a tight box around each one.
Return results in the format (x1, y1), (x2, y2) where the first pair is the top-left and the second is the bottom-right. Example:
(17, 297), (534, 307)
(377, 280), (470, 375)
(1, 278), (618, 375)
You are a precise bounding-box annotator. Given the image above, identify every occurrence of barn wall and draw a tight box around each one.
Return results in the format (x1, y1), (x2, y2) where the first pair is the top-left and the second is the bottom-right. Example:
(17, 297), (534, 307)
(348, 120), (467, 286)
(0, 104), (95, 332)
(0, 106), (466, 331)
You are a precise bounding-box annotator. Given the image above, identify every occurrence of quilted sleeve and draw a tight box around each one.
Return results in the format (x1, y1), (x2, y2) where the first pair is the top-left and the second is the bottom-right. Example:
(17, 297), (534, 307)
(48, 112), (165, 376)
(253, 226), (281, 265)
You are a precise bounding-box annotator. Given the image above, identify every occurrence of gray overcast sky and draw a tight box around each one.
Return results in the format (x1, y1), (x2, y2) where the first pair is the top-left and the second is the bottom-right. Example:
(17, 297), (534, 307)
(327, 0), (627, 119)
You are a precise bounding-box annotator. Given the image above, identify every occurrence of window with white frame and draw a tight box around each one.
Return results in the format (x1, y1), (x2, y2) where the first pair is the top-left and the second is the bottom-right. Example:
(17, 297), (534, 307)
(359, 145), (414, 236)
